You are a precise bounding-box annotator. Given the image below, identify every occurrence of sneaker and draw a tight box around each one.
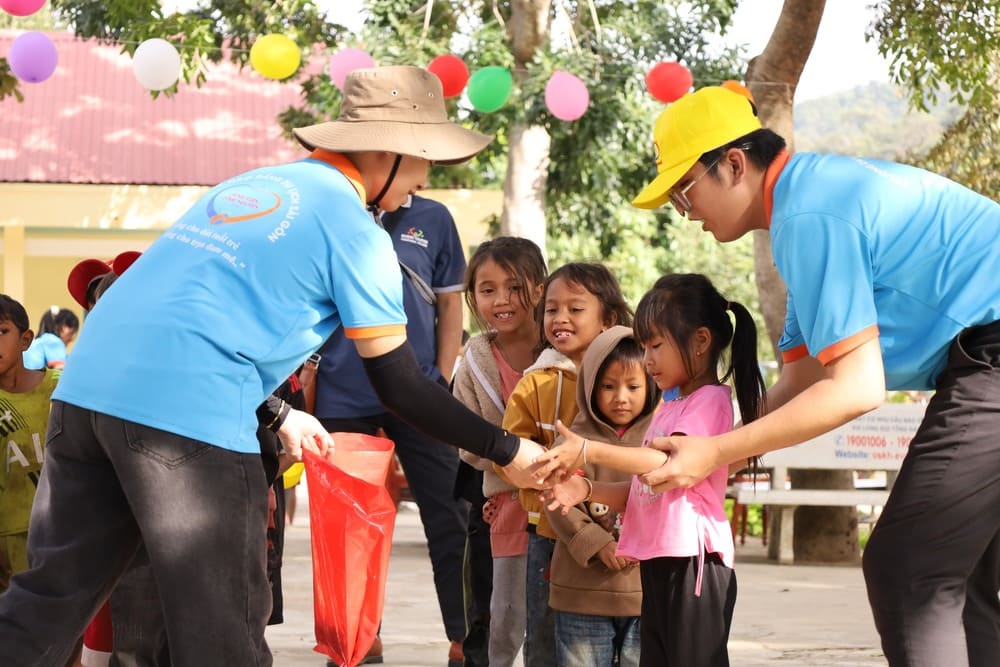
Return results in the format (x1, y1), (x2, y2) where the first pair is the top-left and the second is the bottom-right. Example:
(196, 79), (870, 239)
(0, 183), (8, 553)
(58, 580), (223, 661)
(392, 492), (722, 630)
(447, 640), (464, 667)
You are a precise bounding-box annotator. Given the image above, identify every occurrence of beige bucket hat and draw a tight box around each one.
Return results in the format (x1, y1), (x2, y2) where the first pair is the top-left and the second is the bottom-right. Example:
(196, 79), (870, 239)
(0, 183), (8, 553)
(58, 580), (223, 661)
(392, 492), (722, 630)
(292, 65), (492, 165)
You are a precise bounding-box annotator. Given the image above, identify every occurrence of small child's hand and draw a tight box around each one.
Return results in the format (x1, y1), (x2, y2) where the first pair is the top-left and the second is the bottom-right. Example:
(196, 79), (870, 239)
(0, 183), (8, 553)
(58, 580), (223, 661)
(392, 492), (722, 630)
(540, 476), (589, 515)
(596, 541), (635, 572)
(533, 421), (586, 483)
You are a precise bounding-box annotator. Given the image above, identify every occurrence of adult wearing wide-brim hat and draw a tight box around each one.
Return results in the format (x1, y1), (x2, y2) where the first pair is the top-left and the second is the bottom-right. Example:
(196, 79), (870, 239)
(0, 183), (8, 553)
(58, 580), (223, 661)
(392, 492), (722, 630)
(535, 84), (1000, 666)
(0, 64), (547, 666)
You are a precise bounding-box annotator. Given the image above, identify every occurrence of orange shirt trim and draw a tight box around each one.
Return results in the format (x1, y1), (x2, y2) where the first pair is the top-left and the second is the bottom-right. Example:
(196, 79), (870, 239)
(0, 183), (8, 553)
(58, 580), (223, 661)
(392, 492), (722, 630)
(344, 324), (407, 340)
(308, 149), (367, 204)
(816, 325), (880, 366)
(763, 149), (792, 228)
(781, 344), (810, 364)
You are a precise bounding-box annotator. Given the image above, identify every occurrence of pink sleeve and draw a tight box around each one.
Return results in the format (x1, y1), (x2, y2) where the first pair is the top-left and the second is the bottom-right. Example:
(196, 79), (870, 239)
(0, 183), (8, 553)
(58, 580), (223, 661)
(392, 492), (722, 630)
(671, 388), (733, 438)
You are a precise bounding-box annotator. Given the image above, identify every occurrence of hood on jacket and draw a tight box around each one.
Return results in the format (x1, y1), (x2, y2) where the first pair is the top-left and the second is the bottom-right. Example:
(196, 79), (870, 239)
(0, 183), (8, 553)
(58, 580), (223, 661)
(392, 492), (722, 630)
(574, 326), (659, 438)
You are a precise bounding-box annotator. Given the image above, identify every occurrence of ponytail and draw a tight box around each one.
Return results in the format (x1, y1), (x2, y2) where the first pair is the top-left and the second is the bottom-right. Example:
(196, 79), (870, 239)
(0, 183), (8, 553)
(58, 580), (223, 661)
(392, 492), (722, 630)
(723, 300), (766, 425)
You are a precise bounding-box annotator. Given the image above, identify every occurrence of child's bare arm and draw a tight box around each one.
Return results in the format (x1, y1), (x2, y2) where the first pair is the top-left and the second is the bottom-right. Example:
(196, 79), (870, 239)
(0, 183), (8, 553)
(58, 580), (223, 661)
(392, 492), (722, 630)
(534, 421), (668, 482)
(541, 478), (630, 515)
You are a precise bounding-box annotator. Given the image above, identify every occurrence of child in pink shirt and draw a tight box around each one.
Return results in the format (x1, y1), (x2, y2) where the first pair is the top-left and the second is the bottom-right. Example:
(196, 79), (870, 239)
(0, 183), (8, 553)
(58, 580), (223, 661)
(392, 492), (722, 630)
(538, 273), (766, 666)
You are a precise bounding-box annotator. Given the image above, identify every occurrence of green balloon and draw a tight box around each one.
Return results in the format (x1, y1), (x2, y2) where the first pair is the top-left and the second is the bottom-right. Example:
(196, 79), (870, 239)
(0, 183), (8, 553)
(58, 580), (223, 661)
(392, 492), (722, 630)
(467, 66), (512, 113)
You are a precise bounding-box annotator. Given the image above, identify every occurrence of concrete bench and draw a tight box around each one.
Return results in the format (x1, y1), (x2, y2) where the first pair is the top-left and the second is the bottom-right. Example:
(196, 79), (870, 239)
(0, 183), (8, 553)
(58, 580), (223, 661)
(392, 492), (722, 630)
(736, 403), (925, 563)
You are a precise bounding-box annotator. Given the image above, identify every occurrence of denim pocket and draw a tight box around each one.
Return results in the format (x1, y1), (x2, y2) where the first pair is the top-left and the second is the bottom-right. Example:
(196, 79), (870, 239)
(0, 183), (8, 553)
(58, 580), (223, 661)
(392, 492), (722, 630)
(123, 421), (213, 469)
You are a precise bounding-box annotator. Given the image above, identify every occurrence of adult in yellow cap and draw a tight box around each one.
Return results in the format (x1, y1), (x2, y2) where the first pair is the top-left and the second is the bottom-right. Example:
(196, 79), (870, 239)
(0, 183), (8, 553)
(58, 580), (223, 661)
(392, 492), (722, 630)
(0, 65), (548, 666)
(628, 85), (1000, 666)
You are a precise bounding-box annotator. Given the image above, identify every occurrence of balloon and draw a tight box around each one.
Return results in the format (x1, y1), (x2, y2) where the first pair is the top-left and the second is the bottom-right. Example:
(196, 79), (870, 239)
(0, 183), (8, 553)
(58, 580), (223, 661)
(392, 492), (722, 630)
(327, 47), (375, 90)
(132, 38), (181, 91)
(466, 66), (512, 113)
(646, 61), (693, 103)
(544, 70), (589, 121)
(8, 31), (57, 83)
(0, 0), (46, 17)
(250, 34), (301, 81)
(426, 54), (469, 98)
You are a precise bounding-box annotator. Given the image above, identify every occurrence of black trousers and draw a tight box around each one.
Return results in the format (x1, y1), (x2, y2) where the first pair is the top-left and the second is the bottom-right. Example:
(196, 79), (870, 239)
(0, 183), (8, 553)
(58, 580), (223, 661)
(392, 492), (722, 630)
(863, 321), (1000, 667)
(320, 413), (470, 642)
(0, 402), (272, 667)
(638, 553), (736, 667)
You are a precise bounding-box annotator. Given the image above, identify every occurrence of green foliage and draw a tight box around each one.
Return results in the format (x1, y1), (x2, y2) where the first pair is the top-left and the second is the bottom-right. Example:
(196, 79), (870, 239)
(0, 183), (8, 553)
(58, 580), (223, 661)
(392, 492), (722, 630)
(869, 1), (999, 111)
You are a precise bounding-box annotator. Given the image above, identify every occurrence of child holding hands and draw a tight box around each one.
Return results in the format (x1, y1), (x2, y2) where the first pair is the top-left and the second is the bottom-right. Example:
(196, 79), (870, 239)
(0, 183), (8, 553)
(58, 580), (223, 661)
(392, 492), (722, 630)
(502, 262), (633, 666)
(539, 273), (765, 666)
(545, 326), (660, 666)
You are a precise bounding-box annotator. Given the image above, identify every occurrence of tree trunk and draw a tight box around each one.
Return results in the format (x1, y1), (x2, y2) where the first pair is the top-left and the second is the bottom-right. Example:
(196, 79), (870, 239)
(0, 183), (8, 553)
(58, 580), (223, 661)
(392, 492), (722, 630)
(499, 0), (552, 259)
(748, 0), (860, 564)
(501, 125), (551, 258)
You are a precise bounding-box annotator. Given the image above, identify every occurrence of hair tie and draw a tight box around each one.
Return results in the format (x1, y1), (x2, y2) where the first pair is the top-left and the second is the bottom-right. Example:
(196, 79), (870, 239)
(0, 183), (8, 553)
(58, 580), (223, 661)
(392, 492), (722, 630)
(726, 301), (732, 311)
(49, 305), (59, 315)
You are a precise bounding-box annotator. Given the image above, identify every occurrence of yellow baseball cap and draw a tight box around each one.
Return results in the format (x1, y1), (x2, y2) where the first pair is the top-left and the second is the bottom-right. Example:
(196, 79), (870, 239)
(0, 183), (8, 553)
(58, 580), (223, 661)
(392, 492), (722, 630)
(632, 86), (762, 210)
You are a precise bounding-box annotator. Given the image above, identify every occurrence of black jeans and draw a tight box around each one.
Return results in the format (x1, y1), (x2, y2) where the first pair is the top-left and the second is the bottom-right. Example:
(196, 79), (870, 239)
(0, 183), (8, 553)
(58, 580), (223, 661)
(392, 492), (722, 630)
(0, 402), (272, 666)
(320, 412), (470, 643)
(863, 321), (1000, 667)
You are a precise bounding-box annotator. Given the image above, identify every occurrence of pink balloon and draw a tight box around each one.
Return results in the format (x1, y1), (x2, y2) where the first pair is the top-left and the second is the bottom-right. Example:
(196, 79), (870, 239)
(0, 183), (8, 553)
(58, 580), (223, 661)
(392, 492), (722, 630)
(8, 31), (57, 83)
(544, 71), (589, 122)
(327, 48), (375, 90)
(0, 0), (46, 17)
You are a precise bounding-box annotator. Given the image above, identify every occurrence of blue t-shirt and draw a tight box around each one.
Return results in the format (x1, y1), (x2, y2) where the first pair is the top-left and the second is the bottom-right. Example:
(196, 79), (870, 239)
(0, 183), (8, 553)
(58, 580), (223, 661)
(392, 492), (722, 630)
(772, 152), (1000, 390)
(55, 155), (407, 453)
(22, 333), (67, 370)
(314, 194), (467, 418)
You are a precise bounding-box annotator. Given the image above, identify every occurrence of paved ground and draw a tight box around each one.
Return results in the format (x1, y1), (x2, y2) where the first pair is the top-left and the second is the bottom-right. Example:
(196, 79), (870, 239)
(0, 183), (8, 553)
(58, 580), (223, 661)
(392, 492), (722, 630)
(266, 485), (887, 666)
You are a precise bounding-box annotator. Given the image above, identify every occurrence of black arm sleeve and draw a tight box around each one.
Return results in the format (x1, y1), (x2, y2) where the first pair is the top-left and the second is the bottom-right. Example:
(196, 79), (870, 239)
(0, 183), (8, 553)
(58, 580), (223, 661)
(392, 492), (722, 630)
(361, 341), (520, 466)
(256, 393), (291, 433)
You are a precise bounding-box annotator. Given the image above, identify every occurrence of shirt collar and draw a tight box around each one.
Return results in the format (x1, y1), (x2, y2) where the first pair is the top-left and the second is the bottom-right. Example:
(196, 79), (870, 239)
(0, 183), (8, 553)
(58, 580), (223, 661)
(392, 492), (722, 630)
(763, 148), (792, 228)
(307, 149), (367, 204)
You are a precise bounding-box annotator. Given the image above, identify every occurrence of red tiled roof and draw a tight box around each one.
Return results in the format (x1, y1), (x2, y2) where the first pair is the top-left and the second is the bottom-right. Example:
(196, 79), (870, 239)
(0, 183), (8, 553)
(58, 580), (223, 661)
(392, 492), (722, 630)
(1, 30), (307, 186)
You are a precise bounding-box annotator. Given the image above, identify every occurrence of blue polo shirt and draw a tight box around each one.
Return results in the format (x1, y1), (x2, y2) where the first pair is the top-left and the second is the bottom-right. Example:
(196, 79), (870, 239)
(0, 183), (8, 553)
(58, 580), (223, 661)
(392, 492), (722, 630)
(314, 194), (467, 418)
(54, 153), (407, 453)
(771, 152), (1000, 390)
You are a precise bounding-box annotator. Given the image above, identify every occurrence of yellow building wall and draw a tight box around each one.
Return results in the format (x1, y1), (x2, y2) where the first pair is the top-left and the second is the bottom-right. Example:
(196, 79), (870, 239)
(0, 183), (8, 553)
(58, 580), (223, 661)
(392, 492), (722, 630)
(0, 183), (500, 329)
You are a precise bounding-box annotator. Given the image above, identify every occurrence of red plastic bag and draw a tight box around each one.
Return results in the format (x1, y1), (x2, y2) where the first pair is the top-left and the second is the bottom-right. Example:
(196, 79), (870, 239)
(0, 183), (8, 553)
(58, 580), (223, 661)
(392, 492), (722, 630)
(304, 432), (397, 667)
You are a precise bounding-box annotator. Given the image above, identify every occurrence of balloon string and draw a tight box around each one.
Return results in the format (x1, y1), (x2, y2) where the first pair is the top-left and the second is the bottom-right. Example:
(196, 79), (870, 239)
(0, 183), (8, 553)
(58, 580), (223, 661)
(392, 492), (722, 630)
(26, 32), (796, 90)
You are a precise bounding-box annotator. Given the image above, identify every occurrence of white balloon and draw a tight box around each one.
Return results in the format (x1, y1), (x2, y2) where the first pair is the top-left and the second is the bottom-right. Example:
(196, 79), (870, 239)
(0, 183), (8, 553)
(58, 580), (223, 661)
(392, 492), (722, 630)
(132, 38), (181, 91)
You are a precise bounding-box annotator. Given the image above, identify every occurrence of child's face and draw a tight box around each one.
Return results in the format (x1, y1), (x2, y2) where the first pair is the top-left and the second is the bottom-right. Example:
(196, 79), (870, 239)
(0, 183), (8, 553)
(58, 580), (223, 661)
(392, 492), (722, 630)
(594, 360), (648, 428)
(57, 324), (78, 346)
(543, 277), (609, 366)
(641, 331), (689, 392)
(472, 259), (540, 336)
(0, 318), (32, 376)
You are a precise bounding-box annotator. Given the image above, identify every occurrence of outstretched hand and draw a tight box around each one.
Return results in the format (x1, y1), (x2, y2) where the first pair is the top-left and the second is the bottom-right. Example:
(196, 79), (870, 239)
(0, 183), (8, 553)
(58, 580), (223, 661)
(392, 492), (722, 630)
(276, 408), (334, 462)
(501, 438), (548, 490)
(640, 433), (721, 493)
(532, 421), (586, 485)
(540, 476), (590, 515)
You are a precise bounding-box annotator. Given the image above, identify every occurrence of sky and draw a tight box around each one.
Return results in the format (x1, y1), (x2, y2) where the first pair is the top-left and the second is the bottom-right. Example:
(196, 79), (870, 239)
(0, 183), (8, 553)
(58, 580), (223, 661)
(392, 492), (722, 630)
(321, 0), (891, 103)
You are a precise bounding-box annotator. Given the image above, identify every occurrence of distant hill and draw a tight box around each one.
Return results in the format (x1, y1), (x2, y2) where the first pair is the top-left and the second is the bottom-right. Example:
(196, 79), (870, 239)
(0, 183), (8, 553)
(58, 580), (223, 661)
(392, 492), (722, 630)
(793, 82), (963, 161)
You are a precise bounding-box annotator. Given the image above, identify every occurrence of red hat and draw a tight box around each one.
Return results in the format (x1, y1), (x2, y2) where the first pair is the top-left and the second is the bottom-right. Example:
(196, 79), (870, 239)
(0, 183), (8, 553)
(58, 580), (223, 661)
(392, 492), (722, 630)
(67, 250), (142, 310)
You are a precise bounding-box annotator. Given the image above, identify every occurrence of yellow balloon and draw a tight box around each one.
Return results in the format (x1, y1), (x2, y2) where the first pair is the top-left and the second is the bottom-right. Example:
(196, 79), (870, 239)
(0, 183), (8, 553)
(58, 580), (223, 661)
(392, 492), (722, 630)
(250, 34), (301, 80)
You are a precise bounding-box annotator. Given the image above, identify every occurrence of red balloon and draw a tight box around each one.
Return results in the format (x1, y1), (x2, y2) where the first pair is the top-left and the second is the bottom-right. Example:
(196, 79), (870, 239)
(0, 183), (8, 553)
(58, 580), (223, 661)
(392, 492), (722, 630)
(427, 54), (470, 98)
(645, 62), (693, 103)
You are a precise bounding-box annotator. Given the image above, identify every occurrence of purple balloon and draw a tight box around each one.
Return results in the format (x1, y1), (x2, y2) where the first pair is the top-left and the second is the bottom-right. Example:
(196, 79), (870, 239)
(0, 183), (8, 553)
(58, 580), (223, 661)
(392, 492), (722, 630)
(9, 31), (58, 83)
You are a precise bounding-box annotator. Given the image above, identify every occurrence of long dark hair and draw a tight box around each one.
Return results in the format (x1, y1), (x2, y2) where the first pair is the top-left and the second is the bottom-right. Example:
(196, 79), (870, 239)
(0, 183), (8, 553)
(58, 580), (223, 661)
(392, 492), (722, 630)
(37, 307), (79, 337)
(635, 273), (765, 425)
(464, 236), (547, 336)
